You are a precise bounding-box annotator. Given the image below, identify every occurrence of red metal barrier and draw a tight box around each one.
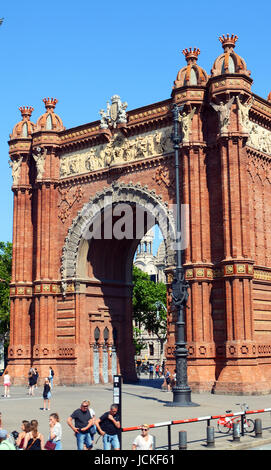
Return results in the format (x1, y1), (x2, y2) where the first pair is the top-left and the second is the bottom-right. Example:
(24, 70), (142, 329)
(122, 407), (271, 432)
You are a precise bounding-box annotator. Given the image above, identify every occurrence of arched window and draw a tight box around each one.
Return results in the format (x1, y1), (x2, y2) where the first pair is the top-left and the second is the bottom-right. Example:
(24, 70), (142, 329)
(94, 327), (100, 343)
(103, 327), (109, 344)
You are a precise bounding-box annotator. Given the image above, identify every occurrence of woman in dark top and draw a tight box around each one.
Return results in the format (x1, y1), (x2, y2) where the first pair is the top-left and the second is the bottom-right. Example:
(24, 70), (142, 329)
(43, 378), (52, 411)
(23, 420), (45, 450)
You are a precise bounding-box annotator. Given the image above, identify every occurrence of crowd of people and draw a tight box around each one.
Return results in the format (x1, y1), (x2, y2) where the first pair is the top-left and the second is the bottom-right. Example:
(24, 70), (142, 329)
(136, 361), (176, 390)
(0, 399), (154, 451)
(0, 366), (156, 451)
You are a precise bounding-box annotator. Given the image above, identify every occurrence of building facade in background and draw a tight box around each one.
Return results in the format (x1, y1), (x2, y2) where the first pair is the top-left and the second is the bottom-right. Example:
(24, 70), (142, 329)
(134, 228), (166, 363)
(7, 34), (271, 393)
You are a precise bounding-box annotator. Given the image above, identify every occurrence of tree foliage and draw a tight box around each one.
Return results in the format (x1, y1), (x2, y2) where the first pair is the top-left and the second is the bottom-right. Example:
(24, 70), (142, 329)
(0, 242), (12, 344)
(132, 266), (167, 341)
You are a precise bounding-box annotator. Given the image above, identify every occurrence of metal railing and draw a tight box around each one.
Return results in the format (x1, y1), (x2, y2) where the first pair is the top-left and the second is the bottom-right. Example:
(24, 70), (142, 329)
(121, 405), (271, 450)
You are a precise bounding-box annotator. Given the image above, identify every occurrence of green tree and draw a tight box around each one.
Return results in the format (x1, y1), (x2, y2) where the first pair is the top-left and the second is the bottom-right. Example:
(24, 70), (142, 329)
(0, 242), (12, 349)
(132, 266), (167, 350)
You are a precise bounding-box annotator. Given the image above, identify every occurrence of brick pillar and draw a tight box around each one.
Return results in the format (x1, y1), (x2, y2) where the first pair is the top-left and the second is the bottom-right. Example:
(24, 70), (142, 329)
(31, 145), (62, 380)
(213, 136), (262, 393)
(181, 144), (216, 391)
(8, 149), (34, 382)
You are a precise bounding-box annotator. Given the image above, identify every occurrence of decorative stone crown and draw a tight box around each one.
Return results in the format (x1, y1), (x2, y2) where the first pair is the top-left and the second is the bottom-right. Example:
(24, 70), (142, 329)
(182, 48), (200, 63)
(19, 106), (34, 119)
(43, 97), (58, 110)
(219, 34), (238, 51)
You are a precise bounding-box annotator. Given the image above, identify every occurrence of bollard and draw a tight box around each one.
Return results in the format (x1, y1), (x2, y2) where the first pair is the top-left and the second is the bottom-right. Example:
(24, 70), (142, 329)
(206, 426), (215, 448)
(179, 430), (187, 450)
(254, 419), (262, 438)
(152, 436), (156, 450)
(233, 422), (240, 442)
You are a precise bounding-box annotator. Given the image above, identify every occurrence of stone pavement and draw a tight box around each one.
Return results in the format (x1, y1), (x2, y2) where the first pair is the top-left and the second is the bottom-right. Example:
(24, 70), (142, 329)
(1, 375), (271, 451)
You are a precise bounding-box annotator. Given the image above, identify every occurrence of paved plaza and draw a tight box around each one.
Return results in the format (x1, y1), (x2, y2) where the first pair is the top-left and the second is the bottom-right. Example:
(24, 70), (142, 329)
(1, 375), (271, 451)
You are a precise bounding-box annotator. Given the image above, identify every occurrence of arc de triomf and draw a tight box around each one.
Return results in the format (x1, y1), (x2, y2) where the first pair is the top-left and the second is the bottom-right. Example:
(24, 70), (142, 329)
(8, 34), (271, 394)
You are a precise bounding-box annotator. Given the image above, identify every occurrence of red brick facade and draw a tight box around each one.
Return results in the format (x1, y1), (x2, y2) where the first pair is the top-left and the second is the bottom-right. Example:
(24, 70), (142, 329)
(8, 35), (271, 393)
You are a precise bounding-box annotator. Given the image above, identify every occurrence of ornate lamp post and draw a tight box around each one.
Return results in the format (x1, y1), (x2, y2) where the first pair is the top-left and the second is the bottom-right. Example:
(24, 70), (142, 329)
(169, 103), (198, 407)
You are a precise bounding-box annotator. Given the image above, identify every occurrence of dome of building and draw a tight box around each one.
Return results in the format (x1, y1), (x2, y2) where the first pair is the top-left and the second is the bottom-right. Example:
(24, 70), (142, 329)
(10, 106), (35, 139)
(36, 98), (65, 132)
(173, 48), (208, 88)
(211, 34), (251, 77)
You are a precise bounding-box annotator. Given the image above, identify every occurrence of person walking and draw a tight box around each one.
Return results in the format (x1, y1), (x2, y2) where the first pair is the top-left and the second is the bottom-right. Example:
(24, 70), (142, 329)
(67, 400), (95, 450)
(95, 404), (121, 450)
(23, 420), (45, 450)
(132, 424), (153, 450)
(48, 367), (54, 389)
(42, 378), (52, 410)
(3, 370), (11, 397)
(165, 368), (171, 391)
(16, 420), (31, 450)
(28, 368), (36, 396)
(47, 413), (62, 450)
(34, 368), (39, 389)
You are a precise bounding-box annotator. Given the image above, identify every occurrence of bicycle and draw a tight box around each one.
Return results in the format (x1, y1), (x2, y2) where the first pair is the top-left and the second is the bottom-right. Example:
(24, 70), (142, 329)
(217, 403), (255, 434)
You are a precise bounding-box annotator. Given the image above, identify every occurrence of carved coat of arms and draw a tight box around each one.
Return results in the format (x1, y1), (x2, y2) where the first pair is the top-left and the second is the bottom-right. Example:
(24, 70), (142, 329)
(100, 95), (128, 129)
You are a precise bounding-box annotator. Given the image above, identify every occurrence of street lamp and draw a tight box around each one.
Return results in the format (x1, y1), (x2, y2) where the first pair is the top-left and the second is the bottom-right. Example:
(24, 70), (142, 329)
(168, 103), (198, 407)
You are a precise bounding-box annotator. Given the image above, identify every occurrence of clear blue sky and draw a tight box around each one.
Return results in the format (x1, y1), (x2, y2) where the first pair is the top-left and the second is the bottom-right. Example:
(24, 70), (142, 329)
(1, 0), (270, 246)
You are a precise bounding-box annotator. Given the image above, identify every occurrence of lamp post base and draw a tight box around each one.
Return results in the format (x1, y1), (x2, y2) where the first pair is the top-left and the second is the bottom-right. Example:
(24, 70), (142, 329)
(165, 386), (200, 407)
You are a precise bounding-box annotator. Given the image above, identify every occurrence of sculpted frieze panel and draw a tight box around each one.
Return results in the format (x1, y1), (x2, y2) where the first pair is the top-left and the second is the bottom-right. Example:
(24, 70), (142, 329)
(247, 121), (271, 155)
(59, 127), (173, 179)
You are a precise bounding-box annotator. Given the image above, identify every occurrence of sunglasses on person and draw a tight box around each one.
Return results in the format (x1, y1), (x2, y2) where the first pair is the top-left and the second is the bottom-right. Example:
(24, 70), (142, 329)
(141, 428), (149, 431)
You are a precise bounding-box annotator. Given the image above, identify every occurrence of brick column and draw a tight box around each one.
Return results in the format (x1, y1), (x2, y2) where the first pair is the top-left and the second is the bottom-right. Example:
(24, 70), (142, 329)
(31, 144), (62, 380)
(213, 135), (261, 393)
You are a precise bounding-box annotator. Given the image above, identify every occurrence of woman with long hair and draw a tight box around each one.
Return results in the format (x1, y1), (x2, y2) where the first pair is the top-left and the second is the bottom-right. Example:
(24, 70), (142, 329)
(48, 413), (62, 450)
(23, 420), (45, 450)
(16, 420), (31, 450)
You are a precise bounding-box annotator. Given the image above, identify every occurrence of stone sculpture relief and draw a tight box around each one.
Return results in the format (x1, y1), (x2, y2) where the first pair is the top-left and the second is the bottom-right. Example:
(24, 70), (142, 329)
(33, 146), (47, 180)
(9, 155), (23, 185)
(59, 127), (173, 178)
(178, 107), (196, 142)
(99, 95), (128, 129)
(210, 96), (235, 134)
(236, 95), (254, 133)
(247, 122), (271, 154)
